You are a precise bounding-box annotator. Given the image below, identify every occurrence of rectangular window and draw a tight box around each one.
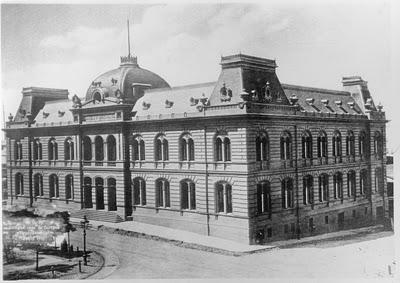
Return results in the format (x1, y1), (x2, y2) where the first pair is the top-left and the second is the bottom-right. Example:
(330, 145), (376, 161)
(325, 215), (329, 224)
(290, 223), (295, 233)
(284, 224), (289, 234)
(365, 207), (368, 215)
(352, 210), (356, 218)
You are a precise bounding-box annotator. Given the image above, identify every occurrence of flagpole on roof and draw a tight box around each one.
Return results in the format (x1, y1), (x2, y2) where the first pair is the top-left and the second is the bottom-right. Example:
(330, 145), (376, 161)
(127, 19), (131, 56)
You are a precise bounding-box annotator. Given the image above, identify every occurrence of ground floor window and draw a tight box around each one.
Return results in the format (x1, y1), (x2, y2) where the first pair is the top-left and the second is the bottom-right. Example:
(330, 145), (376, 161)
(215, 182), (232, 213)
(133, 177), (146, 206)
(180, 180), (196, 210)
(156, 179), (170, 208)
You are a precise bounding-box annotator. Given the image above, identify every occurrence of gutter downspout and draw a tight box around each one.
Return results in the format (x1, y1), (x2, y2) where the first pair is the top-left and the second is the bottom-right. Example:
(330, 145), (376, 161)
(78, 111), (84, 209)
(8, 136), (13, 205)
(203, 108), (210, 236)
(28, 129), (33, 207)
(294, 124), (300, 239)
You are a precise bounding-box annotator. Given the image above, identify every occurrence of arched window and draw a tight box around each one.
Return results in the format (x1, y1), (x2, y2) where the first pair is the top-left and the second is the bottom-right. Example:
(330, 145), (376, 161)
(82, 136), (92, 161)
(256, 132), (269, 162)
(215, 182), (232, 213)
(360, 169), (368, 195)
(132, 177), (146, 206)
(49, 174), (59, 198)
(64, 138), (74, 160)
(15, 173), (24, 195)
(318, 174), (329, 202)
(280, 131), (292, 160)
(374, 132), (383, 159)
(256, 181), (271, 214)
(317, 131), (328, 158)
(65, 175), (74, 200)
(95, 177), (104, 210)
(332, 131), (342, 157)
(359, 131), (367, 156)
(131, 136), (145, 161)
(375, 167), (383, 194)
(303, 175), (314, 205)
(48, 138), (58, 160)
(180, 179), (196, 210)
(333, 172), (343, 199)
(14, 140), (23, 160)
(224, 138), (231, 161)
(281, 178), (294, 209)
(155, 179), (170, 207)
(34, 173), (43, 197)
(347, 170), (356, 198)
(93, 92), (102, 103)
(107, 178), (117, 211)
(180, 134), (195, 161)
(215, 134), (231, 162)
(301, 131), (313, 159)
(107, 135), (117, 164)
(94, 136), (104, 161)
(155, 135), (169, 161)
(346, 131), (355, 157)
(33, 139), (42, 160)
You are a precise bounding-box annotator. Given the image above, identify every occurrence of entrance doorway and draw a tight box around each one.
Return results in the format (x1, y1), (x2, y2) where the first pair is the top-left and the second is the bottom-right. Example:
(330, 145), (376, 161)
(95, 178), (104, 210)
(108, 178), (117, 211)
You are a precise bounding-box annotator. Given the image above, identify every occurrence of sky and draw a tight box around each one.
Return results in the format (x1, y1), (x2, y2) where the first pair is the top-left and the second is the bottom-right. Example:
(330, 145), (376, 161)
(1, 1), (399, 151)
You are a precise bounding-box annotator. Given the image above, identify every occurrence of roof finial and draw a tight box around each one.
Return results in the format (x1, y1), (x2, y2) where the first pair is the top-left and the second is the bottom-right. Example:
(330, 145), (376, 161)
(127, 19), (131, 56)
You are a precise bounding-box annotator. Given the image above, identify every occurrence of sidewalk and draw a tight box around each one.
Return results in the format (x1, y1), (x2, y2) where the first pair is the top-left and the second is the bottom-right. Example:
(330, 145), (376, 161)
(70, 217), (386, 256)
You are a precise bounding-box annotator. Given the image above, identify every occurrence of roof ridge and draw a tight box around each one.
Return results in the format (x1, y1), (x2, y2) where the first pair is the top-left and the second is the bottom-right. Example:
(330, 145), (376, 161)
(282, 83), (350, 96)
(147, 81), (216, 93)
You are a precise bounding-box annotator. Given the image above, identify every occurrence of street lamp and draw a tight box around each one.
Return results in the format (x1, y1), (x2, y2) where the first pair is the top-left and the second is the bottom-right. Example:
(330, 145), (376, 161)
(80, 215), (89, 266)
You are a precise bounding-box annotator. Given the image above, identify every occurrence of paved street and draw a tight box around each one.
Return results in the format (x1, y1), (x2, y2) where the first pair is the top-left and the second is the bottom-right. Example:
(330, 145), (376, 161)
(70, 229), (395, 279)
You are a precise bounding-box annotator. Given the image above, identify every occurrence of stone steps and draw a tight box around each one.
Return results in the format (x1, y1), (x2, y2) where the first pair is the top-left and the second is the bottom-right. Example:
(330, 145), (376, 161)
(70, 209), (124, 223)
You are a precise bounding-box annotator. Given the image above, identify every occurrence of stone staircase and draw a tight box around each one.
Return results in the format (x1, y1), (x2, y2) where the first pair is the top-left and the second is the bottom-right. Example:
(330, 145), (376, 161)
(70, 209), (124, 223)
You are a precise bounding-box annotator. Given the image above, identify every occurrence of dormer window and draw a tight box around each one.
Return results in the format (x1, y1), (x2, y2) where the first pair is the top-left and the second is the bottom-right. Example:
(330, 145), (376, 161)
(165, 99), (174, 108)
(93, 92), (102, 103)
(43, 112), (49, 118)
(58, 110), (65, 117)
(190, 97), (199, 106)
(142, 101), (151, 110)
(306, 98), (315, 105)
(335, 100), (342, 107)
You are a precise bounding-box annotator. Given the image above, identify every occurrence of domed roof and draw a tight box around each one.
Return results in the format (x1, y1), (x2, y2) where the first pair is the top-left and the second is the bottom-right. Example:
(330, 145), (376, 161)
(85, 55), (170, 103)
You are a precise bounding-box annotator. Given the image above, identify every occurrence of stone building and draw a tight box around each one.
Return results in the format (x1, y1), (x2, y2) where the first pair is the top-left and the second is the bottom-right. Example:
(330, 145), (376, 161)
(4, 51), (388, 244)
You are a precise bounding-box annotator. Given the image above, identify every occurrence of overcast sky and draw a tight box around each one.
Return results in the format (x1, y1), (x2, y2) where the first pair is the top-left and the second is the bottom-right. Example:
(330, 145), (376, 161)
(1, 1), (399, 151)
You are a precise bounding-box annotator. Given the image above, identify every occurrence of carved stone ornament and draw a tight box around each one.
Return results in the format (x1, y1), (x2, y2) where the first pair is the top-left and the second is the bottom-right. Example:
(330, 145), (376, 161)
(142, 101), (151, 110)
(165, 99), (174, 108)
(220, 83), (232, 102)
(72, 95), (82, 108)
(43, 111), (50, 118)
(190, 97), (199, 106)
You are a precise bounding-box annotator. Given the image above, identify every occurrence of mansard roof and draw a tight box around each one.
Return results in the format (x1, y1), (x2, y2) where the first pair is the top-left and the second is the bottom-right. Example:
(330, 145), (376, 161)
(34, 99), (74, 126)
(281, 84), (363, 115)
(133, 82), (215, 117)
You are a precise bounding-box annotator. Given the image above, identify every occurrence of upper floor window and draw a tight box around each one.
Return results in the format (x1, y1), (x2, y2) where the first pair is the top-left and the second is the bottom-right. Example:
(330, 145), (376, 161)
(256, 181), (271, 214)
(155, 179), (170, 207)
(48, 138), (58, 160)
(317, 131), (328, 158)
(375, 167), (383, 194)
(318, 174), (329, 202)
(107, 135), (117, 162)
(256, 132), (269, 162)
(132, 177), (146, 206)
(303, 175), (314, 205)
(301, 131), (313, 159)
(332, 131), (342, 157)
(374, 131), (383, 158)
(215, 182), (232, 213)
(346, 131), (355, 157)
(65, 175), (74, 200)
(180, 179), (196, 210)
(280, 131), (292, 160)
(33, 139), (42, 160)
(180, 134), (195, 161)
(82, 136), (92, 161)
(14, 140), (23, 160)
(94, 136), (104, 161)
(34, 173), (43, 197)
(215, 135), (231, 162)
(131, 136), (145, 161)
(15, 173), (24, 195)
(359, 131), (367, 156)
(64, 138), (74, 160)
(49, 174), (59, 198)
(281, 178), (294, 209)
(347, 170), (356, 198)
(333, 172), (343, 199)
(360, 169), (368, 195)
(155, 135), (169, 161)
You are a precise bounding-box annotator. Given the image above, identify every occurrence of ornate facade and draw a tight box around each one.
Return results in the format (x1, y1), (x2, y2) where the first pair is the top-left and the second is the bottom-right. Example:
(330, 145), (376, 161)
(4, 52), (388, 244)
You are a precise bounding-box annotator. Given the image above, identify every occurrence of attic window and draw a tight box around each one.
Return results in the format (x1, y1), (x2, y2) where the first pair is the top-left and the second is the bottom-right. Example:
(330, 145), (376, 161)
(306, 98), (315, 105)
(142, 101), (151, 110)
(58, 110), (65, 117)
(43, 112), (50, 118)
(289, 94), (298, 105)
(93, 92), (102, 103)
(165, 99), (174, 108)
(190, 97), (199, 106)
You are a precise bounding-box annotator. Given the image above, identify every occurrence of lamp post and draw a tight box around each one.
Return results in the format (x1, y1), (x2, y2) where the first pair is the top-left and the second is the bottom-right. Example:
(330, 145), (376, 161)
(80, 215), (89, 266)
